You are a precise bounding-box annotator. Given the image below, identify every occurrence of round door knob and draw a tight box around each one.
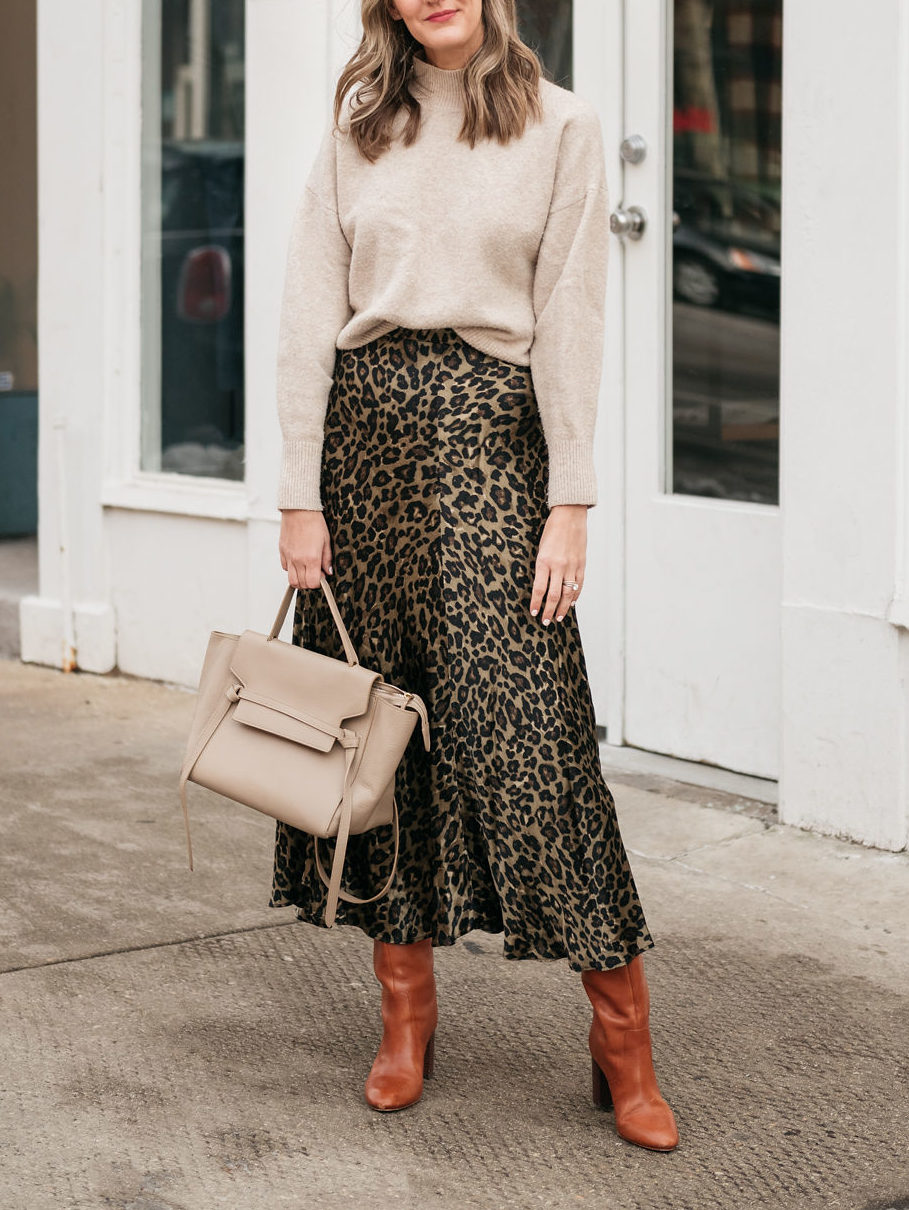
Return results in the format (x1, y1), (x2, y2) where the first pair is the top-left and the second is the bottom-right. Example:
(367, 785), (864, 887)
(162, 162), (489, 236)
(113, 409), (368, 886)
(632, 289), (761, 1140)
(620, 134), (647, 164)
(609, 205), (647, 241)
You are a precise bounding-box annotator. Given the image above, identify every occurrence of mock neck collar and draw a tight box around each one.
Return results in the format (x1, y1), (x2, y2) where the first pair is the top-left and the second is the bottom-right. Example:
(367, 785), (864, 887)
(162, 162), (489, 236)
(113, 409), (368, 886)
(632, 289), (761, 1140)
(411, 54), (466, 108)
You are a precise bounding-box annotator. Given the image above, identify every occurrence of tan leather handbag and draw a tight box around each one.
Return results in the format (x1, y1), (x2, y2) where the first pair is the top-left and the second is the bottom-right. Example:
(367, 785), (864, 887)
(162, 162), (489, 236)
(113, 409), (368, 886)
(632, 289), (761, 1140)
(179, 576), (430, 926)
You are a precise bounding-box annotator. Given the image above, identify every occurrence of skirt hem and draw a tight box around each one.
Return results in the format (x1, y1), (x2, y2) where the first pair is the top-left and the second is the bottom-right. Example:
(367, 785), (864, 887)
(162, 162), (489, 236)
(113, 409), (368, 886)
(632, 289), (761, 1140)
(265, 896), (655, 973)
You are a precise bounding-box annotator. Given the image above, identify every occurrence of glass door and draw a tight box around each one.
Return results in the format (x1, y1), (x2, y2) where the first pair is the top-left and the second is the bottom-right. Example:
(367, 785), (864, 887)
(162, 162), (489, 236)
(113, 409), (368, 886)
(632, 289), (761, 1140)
(672, 0), (781, 504)
(618, 0), (782, 776)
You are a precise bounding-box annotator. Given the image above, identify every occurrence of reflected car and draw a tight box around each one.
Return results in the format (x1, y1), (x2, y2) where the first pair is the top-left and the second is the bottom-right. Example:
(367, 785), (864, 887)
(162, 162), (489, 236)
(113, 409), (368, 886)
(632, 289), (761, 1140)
(672, 171), (780, 314)
(159, 139), (245, 476)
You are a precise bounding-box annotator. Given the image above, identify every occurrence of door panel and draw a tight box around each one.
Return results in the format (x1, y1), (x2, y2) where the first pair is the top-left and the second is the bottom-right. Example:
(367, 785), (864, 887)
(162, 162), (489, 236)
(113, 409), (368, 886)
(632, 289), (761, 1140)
(572, 1), (627, 737)
(620, 0), (782, 776)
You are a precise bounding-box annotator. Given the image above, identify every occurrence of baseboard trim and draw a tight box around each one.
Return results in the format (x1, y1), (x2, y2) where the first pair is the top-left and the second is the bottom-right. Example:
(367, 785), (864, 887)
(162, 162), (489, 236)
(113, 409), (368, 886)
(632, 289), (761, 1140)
(598, 738), (779, 805)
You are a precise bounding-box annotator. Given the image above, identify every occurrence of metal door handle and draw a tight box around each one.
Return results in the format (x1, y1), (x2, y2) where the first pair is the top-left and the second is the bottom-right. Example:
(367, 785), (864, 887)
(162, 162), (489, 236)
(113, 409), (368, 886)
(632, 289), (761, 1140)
(620, 134), (647, 164)
(609, 205), (647, 241)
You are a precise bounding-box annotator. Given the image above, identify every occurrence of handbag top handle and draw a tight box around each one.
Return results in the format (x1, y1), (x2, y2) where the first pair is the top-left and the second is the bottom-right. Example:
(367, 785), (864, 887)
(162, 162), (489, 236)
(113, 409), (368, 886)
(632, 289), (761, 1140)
(268, 576), (359, 666)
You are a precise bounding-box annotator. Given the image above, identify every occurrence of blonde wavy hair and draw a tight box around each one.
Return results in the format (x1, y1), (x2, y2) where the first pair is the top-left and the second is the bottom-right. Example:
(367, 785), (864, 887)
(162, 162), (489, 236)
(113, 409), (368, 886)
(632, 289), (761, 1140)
(334, 0), (544, 162)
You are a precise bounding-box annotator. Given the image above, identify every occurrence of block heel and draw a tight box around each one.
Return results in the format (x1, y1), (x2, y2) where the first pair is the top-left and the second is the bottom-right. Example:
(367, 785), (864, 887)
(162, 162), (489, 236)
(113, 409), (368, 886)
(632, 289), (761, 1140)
(591, 1056), (613, 1110)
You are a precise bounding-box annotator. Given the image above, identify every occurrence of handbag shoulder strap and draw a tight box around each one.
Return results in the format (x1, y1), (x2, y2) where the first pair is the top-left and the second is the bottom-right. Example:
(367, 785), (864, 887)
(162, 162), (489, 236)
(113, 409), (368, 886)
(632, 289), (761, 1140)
(313, 748), (401, 925)
(268, 576), (359, 666)
(178, 683), (237, 870)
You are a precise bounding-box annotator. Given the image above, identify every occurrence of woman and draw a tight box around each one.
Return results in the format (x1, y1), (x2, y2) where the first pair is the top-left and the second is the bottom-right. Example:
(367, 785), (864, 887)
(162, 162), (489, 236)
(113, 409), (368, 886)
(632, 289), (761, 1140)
(271, 0), (678, 1152)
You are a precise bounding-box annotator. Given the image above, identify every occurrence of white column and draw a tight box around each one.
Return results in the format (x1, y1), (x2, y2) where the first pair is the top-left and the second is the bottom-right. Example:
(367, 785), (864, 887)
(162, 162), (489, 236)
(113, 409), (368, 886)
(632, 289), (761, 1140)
(779, 0), (909, 850)
(244, 0), (361, 628)
(572, 0), (626, 735)
(21, 0), (116, 672)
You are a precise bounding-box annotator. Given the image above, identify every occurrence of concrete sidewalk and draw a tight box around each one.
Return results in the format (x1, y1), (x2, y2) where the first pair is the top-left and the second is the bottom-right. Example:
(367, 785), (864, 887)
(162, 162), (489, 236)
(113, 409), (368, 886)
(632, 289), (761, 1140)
(1, 658), (907, 1210)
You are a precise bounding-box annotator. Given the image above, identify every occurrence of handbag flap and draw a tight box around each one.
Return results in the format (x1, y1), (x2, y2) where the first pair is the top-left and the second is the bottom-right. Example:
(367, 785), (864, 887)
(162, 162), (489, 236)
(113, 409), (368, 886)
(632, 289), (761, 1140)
(230, 629), (380, 731)
(232, 696), (336, 752)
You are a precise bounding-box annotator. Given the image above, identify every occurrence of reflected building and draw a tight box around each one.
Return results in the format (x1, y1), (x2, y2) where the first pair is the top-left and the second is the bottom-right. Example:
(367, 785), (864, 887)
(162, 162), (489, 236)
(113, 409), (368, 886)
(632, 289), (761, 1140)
(672, 0), (782, 504)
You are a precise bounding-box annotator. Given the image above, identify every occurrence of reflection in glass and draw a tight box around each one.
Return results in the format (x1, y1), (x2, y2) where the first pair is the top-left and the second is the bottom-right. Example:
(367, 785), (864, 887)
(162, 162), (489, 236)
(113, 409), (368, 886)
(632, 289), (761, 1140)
(0, 8), (37, 399)
(0, 0), (38, 537)
(142, 0), (245, 480)
(517, 0), (572, 88)
(672, 0), (781, 504)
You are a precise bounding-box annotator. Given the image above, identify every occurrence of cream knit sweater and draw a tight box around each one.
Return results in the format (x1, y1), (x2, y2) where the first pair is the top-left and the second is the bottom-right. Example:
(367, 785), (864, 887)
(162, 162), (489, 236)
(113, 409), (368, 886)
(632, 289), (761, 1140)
(276, 54), (609, 511)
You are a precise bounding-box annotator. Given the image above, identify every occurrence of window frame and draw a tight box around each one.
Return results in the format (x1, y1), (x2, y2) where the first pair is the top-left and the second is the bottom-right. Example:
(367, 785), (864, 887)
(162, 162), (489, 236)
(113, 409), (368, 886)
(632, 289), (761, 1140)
(100, 0), (249, 521)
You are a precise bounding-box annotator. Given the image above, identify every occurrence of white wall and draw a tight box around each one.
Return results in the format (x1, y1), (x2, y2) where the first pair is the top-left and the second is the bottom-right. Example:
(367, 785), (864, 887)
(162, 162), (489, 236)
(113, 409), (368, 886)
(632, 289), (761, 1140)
(22, 0), (116, 672)
(244, 0), (361, 632)
(779, 0), (909, 850)
(23, 0), (354, 685)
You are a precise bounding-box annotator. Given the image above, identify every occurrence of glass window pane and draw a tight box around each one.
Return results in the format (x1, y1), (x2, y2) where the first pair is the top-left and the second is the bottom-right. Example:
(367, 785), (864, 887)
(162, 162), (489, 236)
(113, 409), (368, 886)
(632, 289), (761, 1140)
(517, 0), (572, 89)
(0, 0), (38, 538)
(671, 0), (782, 504)
(141, 0), (245, 480)
(0, 0), (38, 396)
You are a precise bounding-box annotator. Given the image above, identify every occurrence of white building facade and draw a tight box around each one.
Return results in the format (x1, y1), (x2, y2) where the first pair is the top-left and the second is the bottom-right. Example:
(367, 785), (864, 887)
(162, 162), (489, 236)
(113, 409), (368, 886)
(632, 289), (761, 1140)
(16, 0), (909, 851)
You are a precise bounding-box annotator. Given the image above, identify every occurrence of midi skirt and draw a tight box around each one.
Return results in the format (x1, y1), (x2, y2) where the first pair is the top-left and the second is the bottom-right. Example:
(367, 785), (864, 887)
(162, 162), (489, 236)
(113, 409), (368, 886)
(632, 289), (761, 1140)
(269, 327), (654, 972)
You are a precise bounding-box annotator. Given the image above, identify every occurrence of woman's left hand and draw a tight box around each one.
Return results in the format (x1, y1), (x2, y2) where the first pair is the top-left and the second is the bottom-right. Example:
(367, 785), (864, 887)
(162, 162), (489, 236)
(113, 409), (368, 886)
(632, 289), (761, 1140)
(530, 504), (588, 624)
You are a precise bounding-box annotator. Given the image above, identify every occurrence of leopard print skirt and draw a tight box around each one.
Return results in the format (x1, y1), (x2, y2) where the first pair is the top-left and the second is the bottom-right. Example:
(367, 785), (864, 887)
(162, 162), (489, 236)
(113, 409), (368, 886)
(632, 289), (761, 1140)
(269, 327), (654, 972)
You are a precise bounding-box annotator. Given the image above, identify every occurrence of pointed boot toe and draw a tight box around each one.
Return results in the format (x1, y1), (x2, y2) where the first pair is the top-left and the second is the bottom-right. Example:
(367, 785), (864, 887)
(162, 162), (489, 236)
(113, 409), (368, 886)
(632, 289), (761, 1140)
(607, 1081), (679, 1151)
(617, 1108), (679, 1153)
(364, 1071), (422, 1112)
(364, 1031), (435, 1111)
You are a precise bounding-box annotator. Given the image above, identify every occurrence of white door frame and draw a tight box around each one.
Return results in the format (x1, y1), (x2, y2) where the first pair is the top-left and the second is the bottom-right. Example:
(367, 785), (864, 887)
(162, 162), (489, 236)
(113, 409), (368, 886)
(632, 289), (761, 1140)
(572, 0), (627, 743)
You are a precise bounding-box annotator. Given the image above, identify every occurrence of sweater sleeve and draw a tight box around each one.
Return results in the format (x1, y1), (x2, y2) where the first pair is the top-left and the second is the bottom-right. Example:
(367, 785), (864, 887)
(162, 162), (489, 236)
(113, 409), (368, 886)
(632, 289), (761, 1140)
(530, 104), (609, 509)
(276, 122), (353, 511)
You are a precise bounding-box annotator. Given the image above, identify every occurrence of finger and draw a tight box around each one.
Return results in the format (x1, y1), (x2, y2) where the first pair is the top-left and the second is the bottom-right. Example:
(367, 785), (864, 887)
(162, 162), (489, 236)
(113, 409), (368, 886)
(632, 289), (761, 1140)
(541, 566), (567, 624)
(555, 582), (576, 622)
(530, 560), (551, 617)
(322, 535), (333, 577)
(290, 552), (316, 590)
(292, 557), (312, 591)
(556, 573), (583, 619)
(304, 556), (323, 589)
(568, 574), (585, 609)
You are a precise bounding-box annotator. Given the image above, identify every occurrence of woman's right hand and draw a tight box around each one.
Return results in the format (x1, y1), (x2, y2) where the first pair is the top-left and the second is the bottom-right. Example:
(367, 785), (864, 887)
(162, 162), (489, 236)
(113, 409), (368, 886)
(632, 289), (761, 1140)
(279, 509), (333, 589)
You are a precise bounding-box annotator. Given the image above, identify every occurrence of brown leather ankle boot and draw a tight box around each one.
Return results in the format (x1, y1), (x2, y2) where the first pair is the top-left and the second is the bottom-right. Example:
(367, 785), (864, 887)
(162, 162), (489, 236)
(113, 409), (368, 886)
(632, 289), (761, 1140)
(364, 937), (438, 1112)
(581, 955), (679, 1151)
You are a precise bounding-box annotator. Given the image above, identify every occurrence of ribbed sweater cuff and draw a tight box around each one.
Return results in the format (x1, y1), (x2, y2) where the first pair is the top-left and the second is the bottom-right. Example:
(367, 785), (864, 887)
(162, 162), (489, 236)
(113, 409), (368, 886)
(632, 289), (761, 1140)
(278, 439), (324, 511)
(547, 440), (598, 508)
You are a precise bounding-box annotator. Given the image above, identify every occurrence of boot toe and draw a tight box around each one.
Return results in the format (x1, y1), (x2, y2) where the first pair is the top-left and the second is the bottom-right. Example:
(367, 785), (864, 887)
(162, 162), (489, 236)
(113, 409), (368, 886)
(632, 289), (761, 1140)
(615, 1101), (679, 1152)
(364, 1071), (423, 1112)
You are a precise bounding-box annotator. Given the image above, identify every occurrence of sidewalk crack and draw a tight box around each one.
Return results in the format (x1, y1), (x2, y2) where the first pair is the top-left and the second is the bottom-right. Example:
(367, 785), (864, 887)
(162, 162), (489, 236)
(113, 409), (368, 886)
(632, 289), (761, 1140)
(0, 916), (300, 976)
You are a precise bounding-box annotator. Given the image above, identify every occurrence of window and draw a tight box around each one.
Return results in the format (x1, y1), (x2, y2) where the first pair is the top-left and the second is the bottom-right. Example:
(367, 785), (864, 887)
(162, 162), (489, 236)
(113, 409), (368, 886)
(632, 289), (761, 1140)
(517, 0), (572, 88)
(141, 0), (245, 481)
(671, 0), (782, 504)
